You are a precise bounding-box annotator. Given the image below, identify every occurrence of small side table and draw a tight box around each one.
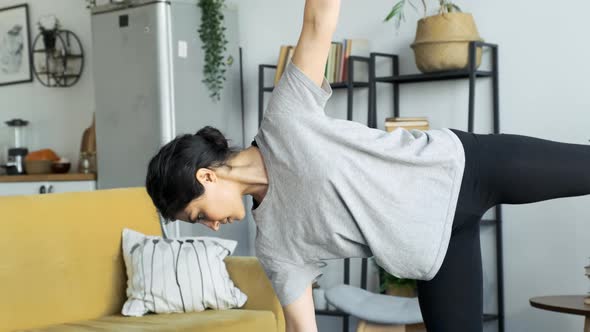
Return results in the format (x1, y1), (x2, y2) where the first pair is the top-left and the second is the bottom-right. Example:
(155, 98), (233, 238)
(529, 295), (590, 332)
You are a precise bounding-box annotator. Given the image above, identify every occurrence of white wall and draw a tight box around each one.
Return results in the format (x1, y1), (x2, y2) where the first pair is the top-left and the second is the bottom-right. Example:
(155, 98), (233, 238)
(0, 0), (93, 168)
(1, 0), (589, 331)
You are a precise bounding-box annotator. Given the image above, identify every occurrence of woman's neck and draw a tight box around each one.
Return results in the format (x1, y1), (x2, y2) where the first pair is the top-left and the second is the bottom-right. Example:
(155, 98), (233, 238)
(216, 146), (269, 203)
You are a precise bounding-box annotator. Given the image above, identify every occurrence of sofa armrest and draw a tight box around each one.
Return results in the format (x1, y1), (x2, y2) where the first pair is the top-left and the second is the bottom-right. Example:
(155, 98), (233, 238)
(224, 256), (285, 332)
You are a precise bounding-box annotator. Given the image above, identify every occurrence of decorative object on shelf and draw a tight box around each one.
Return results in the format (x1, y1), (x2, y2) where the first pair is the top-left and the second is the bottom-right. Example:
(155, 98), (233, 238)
(0, 4), (33, 87)
(198, 0), (229, 101)
(78, 114), (97, 174)
(31, 24), (84, 87)
(51, 158), (71, 174)
(37, 14), (60, 50)
(79, 113), (96, 154)
(384, 0), (483, 73)
(24, 160), (52, 175)
(24, 148), (60, 175)
(78, 151), (96, 174)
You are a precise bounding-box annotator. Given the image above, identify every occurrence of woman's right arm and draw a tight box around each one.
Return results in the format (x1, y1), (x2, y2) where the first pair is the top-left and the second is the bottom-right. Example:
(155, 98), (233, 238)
(291, 0), (341, 87)
(283, 284), (318, 332)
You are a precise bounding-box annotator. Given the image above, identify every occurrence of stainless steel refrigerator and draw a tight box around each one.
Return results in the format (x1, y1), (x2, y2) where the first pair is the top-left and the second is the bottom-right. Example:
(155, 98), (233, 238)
(91, 0), (243, 189)
(91, 1), (247, 245)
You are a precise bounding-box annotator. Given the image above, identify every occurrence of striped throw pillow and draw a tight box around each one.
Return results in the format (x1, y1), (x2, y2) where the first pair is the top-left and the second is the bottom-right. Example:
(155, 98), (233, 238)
(121, 228), (248, 316)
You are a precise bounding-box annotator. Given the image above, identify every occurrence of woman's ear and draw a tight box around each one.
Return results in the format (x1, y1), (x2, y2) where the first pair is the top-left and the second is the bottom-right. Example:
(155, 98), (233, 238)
(195, 168), (217, 185)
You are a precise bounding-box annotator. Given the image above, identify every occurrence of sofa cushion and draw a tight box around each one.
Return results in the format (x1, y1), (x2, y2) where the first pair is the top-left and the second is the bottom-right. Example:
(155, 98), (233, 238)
(122, 228), (247, 316)
(21, 309), (277, 332)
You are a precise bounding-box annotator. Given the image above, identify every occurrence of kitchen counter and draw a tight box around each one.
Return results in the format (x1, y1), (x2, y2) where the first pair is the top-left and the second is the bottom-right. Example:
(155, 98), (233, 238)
(0, 173), (97, 183)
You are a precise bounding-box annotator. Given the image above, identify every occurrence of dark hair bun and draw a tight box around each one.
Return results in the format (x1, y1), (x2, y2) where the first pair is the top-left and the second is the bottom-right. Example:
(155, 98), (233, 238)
(195, 126), (228, 151)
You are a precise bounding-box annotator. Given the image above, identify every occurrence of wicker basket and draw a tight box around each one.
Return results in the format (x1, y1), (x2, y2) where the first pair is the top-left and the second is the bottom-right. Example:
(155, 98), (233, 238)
(410, 12), (483, 73)
(24, 160), (52, 174)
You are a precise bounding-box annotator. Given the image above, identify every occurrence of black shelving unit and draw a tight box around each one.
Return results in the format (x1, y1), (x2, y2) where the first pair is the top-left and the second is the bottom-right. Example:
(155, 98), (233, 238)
(369, 41), (504, 332)
(258, 56), (371, 332)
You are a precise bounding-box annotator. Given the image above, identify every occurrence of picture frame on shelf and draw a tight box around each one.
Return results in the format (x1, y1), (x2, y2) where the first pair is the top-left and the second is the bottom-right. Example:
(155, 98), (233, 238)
(0, 4), (33, 87)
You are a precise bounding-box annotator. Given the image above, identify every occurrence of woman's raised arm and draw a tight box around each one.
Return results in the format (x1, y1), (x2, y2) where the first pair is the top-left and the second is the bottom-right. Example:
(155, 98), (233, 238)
(291, 0), (341, 87)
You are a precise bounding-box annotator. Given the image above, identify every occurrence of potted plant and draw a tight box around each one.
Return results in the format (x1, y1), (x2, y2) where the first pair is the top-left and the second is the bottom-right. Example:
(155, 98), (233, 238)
(384, 0), (483, 73)
(37, 15), (61, 51)
(371, 257), (418, 298)
(198, 0), (229, 101)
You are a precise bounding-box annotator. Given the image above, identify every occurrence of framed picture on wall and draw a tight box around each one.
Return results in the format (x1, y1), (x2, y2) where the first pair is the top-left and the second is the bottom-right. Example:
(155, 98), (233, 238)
(0, 4), (32, 87)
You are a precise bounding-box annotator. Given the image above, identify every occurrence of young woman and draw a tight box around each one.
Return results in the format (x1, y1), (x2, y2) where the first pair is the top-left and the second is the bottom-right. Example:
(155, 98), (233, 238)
(145, 1), (590, 331)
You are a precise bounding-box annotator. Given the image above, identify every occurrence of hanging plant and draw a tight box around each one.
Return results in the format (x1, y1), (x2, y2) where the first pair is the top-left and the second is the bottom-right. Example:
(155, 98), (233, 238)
(198, 0), (228, 102)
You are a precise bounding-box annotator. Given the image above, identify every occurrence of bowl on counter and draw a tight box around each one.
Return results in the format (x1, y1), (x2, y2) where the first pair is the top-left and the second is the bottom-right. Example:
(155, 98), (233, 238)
(25, 160), (53, 174)
(51, 161), (71, 174)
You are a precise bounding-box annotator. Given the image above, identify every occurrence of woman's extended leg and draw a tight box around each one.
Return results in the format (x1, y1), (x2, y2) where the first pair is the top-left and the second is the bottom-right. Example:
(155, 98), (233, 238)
(416, 128), (488, 331)
(473, 131), (590, 207)
(417, 129), (590, 331)
(416, 210), (485, 331)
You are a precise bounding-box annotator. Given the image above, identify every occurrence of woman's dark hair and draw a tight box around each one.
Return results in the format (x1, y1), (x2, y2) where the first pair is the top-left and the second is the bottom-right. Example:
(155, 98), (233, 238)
(145, 126), (238, 222)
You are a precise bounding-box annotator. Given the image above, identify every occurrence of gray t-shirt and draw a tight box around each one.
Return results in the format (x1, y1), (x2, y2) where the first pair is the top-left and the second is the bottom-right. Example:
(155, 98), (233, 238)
(252, 60), (465, 307)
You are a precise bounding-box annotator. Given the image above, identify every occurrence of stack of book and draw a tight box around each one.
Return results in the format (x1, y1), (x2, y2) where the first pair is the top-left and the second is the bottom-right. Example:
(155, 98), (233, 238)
(585, 261), (590, 305)
(273, 38), (370, 85)
(384, 117), (430, 132)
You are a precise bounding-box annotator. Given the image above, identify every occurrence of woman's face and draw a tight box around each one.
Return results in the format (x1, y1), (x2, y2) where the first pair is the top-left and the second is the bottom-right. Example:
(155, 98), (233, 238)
(174, 168), (246, 231)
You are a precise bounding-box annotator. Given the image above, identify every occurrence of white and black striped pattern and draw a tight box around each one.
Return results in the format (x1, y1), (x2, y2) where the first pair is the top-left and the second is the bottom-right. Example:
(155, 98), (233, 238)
(121, 228), (247, 316)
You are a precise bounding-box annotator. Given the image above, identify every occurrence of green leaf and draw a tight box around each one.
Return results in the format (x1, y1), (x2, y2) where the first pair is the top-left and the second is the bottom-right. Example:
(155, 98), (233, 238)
(384, 0), (405, 22)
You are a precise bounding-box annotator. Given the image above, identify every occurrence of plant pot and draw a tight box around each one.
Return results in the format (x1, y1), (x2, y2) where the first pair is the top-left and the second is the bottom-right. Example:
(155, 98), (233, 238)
(385, 284), (417, 298)
(410, 12), (483, 73)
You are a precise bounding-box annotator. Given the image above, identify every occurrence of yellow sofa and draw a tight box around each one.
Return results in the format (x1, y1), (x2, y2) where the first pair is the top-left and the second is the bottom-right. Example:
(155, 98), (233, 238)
(0, 187), (285, 332)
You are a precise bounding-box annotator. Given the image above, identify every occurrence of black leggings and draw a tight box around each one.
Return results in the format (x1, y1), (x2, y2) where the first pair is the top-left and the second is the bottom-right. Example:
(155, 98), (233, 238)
(416, 128), (590, 332)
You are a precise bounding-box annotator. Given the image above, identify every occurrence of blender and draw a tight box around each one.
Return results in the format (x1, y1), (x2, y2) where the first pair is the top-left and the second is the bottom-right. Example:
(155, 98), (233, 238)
(3, 119), (29, 175)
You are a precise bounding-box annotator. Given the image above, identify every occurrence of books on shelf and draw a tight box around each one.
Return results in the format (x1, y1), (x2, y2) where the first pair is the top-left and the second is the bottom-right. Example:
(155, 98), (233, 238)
(330, 38), (370, 83)
(385, 117), (430, 132)
(272, 38), (370, 85)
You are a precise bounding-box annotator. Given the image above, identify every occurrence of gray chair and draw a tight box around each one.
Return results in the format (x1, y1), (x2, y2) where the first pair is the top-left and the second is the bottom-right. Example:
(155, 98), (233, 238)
(325, 284), (426, 332)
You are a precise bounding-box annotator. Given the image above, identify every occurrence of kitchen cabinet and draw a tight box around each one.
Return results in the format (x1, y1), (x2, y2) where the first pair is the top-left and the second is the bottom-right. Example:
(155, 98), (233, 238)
(0, 181), (95, 196)
(0, 174), (96, 196)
